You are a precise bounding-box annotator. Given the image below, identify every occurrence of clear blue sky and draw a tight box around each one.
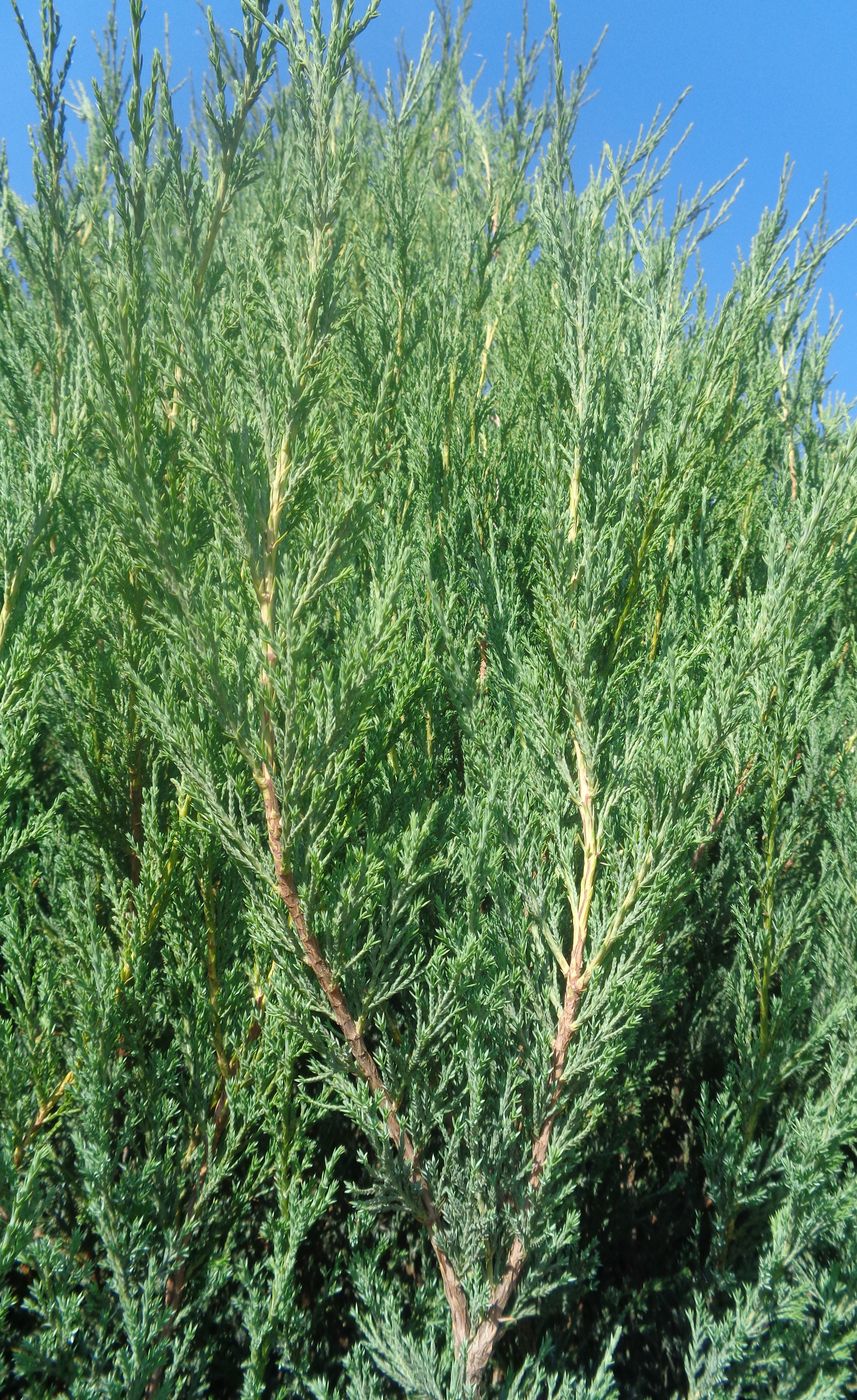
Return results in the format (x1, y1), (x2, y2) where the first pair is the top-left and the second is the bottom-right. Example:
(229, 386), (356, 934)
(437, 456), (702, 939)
(2, 1), (856, 395)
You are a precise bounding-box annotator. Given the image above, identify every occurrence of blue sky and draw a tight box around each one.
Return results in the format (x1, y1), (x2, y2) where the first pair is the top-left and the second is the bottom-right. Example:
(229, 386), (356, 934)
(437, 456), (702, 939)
(2, 1), (856, 394)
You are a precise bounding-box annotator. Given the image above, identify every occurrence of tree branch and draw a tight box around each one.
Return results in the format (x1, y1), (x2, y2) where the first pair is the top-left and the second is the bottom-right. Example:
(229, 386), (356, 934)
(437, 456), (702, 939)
(466, 738), (599, 1389)
(256, 758), (470, 1350)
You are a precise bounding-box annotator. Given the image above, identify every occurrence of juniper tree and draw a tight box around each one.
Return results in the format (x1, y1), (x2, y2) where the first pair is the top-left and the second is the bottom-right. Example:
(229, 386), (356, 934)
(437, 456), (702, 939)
(2, 1), (857, 1396)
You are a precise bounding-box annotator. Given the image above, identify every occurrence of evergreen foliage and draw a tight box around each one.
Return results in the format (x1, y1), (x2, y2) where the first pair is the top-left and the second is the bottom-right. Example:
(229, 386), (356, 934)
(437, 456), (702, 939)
(1, 2), (856, 1394)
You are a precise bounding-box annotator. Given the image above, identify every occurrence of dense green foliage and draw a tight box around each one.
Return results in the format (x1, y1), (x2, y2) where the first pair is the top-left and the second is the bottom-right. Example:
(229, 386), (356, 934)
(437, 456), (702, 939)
(2, 1), (857, 1394)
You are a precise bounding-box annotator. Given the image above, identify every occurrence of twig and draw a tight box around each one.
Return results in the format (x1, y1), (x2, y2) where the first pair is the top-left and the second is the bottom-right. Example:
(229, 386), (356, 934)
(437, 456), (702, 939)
(12, 1071), (75, 1169)
(778, 346), (799, 501)
(692, 756), (755, 868)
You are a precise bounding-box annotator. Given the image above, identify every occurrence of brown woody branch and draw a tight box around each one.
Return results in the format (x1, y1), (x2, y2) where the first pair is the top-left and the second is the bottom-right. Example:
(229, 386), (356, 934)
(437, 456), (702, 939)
(256, 759), (470, 1349)
(254, 414), (469, 1345)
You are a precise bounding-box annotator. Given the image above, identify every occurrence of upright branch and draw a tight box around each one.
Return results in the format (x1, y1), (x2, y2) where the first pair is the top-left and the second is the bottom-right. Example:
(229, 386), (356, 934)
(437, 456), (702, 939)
(192, 2), (280, 298)
(778, 344), (799, 501)
(246, 0), (470, 1352)
(466, 738), (600, 1390)
(250, 272), (471, 1363)
(0, 6), (72, 658)
(11, 0), (75, 438)
(252, 432), (470, 1349)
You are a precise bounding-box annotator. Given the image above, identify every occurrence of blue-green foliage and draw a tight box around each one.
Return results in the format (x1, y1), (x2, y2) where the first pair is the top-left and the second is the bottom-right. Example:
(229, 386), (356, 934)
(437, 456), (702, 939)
(1, 2), (856, 1395)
